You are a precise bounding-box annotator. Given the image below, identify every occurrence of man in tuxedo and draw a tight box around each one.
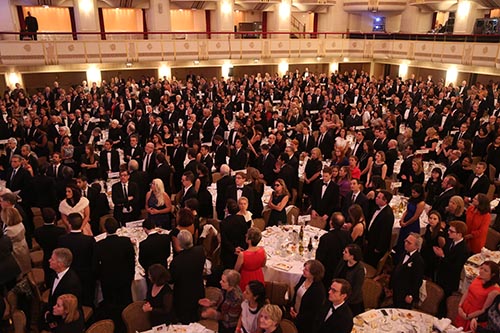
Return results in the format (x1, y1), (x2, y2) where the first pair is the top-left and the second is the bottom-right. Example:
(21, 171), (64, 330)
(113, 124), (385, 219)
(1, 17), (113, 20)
(128, 160), (149, 209)
(220, 199), (248, 269)
(316, 213), (351, 289)
(33, 208), (66, 286)
(181, 119), (199, 148)
(6, 154), (32, 203)
(432, 175), (457, 217)
(316, 124), (334, 159)
(257, 144), (276, 185)
(199, 145), (213, 173)
(365, 190), (395, 267)
(111, 170), (140, 224)
(211, 116), (225, 146)
(76, 175), (101, 235)
(297, 126), (315, 154)
(213, 135), (228, 172)
(184, 148), (200, 177)
(171, 136), (186, 193)
(351, 130), (365, 159)
(444, 150), (462, 178)
(139, 218), (171, 273)
(313, 278), (353, 333)
(153, 153), (172, 194)
(227, 172), (254, 213)
(179, 171), (197, 208)
(94, 217), (135, 312)
(57, 213), (95, 307)
(141, 142), (157, 181)
(200, 108), (214, 143)
(463, 162), (490, 203)
(229, 138), (248, 171)
(99, 140), (120, 179)
(46, 248), (82, 311)
(216, 164), (235, 220)
(123, 135), (143, 164)
(373, 128), (388, 152)
(344, 108), (362, 130)
(434, 221), (470, 314)
(342, 179), (369, 222)
(47, 152), (72, 200)
(390, 233), (424, 309)
(311, 167), (340, 225)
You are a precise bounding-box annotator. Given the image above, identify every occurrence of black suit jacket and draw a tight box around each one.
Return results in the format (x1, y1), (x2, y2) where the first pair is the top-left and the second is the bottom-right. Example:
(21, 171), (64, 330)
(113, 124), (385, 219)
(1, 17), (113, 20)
(316, 228), (351, 287)
(297, 134), (316, 153)
(311, 181), (340, 218)
(229, 148), (248, 171)
(57, 232), (95, 277)
(277, 163), (298, 191)
(99, 149), (120, 177)
(112, 181), (141, 222)
(432, 188), (455, 217)
(220, 214), (248, 269)
(313, 302), (353, 333)
(139, 232), (171, 272)
(182, 128), (200, 147)
(153, 163), (172, 194)
(214, 143), (228, 170)
(257, 153), (276, 185)
(365, 205), (394, 257)
(292, 278), (326, 333)
(227, 184), (254, 213)
(436, 239), (469, 295)
(48, 269), (82, 308)
(342, 191), (369, 221)
(444, 160), (462, 178)
(463, 174), (490, 199)
(94, 234), (135, 288)
(390, 251), (424, 308)
(317, 132), (334, 159)
(6, 167), (32, 202)
(216, 175), (235, 219)
(124, 145), (144, 164)
(171, 146), (186, 174)
(0, 236), (21, 285)
(34, 225), (66, 269)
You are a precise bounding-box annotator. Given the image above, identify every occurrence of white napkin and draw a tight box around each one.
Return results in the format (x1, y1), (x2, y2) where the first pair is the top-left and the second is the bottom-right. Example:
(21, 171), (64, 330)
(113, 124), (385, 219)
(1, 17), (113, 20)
(200, 224), (218, 238)
(432, 318), (457, 332)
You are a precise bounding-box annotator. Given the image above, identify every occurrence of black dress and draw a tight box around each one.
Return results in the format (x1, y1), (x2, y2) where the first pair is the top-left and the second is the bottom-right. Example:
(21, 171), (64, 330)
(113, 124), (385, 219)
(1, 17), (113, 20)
(420, 224), (447, 279)
(146, 284), (174, 327)
(358, 153), (373, 183)
(197, 175), (213, 218)
(303, 158), (322, 196)
(425, 179), (442, 206)
(80, 153), (99, 182)
(268, 193), (287, 227)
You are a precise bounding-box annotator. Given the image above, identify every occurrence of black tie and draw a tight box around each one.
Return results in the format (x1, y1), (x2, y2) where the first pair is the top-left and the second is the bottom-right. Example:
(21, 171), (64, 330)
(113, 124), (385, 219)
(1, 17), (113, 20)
(352, 194), (356, 202)
(237, 188), (243, 191)
(54, 165), (58, 178)
(450, 242), (455, 251)
(123, 184), (128, 198)
(10, 169), (16, 182)
(323, 183), (328, 187)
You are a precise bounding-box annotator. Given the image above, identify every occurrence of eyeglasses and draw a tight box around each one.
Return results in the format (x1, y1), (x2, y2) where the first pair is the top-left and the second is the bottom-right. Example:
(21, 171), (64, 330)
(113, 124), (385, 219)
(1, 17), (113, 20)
(329, 287), (340, 293)
(274, 184), (281, 187)
(448, 229), (457, 234)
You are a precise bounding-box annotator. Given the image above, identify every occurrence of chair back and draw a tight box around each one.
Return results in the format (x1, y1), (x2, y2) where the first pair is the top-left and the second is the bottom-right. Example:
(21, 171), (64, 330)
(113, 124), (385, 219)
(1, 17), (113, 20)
(280, 319), (298, 333)
(86, 319), (115, 333)
(121, 301), (151, 333)
(362, 262), (377, 279)
(205, 287), (223, 305)
(362, 278), (382, 310)
(212, 172), (222, 183)
(253, 218), (266, 231)
(12, 310), (26, 333)
(202, 226), (219, 259)
(265, 281), (289, 307)
(286, 205), (300, 225)
(198, 319), (218, 332)
(487, 184), (496, 201)
(308, 216), (326, 230)
(485, 228), (500, 251)
(376, 251), (392, 276)
(417, 280), (444, 316)
(489, 164), (497, 183)
(446, 293), (462, 321)
(262, 209), (271, 226)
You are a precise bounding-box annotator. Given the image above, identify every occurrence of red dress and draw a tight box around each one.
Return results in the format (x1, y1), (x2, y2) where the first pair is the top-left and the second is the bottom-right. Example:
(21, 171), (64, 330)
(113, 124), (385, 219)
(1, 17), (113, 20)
(454, 277), (500, 330)
(239, 247), (266, 291)
(466, 206), (490, 254)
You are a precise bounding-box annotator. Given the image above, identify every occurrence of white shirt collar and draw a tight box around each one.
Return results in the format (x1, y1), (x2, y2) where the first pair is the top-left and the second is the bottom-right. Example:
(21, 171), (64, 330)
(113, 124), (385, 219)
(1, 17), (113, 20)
(57, 267), (70, 280)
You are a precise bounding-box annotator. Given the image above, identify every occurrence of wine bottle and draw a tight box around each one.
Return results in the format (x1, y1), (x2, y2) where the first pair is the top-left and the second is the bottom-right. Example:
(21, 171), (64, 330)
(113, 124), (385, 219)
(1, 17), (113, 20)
(307, 237), (313, 252)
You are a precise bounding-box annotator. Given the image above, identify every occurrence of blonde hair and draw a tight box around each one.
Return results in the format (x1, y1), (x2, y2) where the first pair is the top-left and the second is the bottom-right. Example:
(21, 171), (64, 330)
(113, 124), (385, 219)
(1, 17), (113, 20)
(311, 147), (323, 161)
(151, 178), (165, 207)
(260, 304), (283, 324)
(1, 207), (22, 227)
(58, 294), (80, 323)
(449, 195), (465, 216)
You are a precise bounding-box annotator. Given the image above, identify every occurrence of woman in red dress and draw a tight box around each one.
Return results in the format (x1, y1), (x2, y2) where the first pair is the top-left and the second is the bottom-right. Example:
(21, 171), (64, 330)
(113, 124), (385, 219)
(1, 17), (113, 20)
(465, 193), (491, 254)
(235, 227), (266, 291)
(455, 261), (500, 330)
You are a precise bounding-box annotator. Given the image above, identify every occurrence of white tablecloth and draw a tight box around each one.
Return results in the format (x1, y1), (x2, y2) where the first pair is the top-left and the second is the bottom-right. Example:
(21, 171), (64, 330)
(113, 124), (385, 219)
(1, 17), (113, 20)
(260, 225), (326, 290)
(141, 322), (214, 333)
(461, 248), (500, 293)
(353, 308), (460, 333)
(389, 195), (429, 231)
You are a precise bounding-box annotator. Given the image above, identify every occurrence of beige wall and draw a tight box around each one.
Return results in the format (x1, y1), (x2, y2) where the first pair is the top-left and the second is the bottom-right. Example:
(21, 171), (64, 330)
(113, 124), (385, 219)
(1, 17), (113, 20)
(170, 10), (206, 32)
(23, 72), (87, 94)
(102, 8), (143, 32)
(23, 6), (72, 32)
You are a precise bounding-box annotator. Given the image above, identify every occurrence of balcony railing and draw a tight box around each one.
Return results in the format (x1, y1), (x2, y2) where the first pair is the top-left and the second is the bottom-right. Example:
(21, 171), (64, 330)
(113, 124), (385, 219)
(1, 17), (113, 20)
(1, 31), (500, 70)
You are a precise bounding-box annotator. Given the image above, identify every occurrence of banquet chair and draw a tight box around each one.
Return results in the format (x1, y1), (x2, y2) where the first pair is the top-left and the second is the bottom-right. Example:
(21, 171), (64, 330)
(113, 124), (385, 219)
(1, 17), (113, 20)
(121, 301), (151, 333)
(205, 286), (223, 305)
(446, 293), (462, 321)
(26, 271), (43, 323)
(12, 310), (27, 333)
(199, 319), (218, 331)
(280, 319), (298, 333)
(263, 209), (271, 226)
(30, 250), (44, 268)
(362, 251), (392, 279)
(30, 268), (45, 290)
(212, 172), (222, 183)
(265, 281), (289, 307)
(485, 228), (500, 251)
(308, 216), (326, 230)
(286, 205), (300, 225)
(489, 164), (497, 183)
(99, 214), (114, 233)
(85, 319), (115, 333)
(416, 280), (444, 316)
(252, 218), (266, 231)
(487, 184), (496, 201)
(362, 278), (382, 310)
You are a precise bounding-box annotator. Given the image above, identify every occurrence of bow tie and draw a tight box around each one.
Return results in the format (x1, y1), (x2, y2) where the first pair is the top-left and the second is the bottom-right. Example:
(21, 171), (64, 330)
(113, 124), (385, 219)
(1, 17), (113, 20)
(237, 187), (244, 191)
(323, 183), (328, 187)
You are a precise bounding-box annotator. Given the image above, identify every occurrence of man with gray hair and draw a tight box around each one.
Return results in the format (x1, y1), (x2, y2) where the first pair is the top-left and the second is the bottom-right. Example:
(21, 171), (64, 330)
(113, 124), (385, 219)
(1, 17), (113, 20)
(169, 229), (206, 324)
(128, 158), (149, 207)
(47, 248), (82, 309)
(389, 232), (424, 309)
(216, 164), (235, 220)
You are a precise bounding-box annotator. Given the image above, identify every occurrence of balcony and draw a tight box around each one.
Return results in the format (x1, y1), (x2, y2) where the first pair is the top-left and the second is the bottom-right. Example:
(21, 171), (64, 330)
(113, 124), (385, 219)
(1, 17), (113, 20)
(1, 31), (500, 70)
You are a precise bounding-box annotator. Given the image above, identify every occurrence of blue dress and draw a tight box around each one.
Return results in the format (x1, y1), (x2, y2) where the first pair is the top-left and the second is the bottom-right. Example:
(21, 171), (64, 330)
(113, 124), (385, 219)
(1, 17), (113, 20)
(394, 200), (422, 262)
(147, 194), (171, 229)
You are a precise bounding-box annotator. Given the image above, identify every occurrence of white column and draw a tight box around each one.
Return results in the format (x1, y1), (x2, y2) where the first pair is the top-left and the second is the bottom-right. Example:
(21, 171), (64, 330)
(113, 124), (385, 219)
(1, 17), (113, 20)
(268, 0), (291, 38)
(5, 71), (24, 90)
(212, 0), (234, 39)
(73, 0), (100, 40)
(329, 62), (339, 74)
(400, 5), (433, 33)
(454, 1), (488, 34)
(147, 0), (171, 39)
(0, 2), (18, 40)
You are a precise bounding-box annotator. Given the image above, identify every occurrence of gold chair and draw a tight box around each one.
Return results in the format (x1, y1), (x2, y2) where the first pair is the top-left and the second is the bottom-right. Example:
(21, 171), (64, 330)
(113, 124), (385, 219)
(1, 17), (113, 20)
(308, 216), (326, 230)
(205, 286), (223, 305)
(280, 319), (298, 333)
(252, 218), (266, 231)
(121, 301), (151, 333)
(485, 228), (500, 251)
(86, 319), (115, 333)
(30, 250), (44, 268)
(198, 319), (218, 332)
(286, 205), (300, 225)
(362, 278), (382, 310)
(489, 164), (497, 183)
(83, 306), (94, 323)
(212, 172), (222, 183)
(362, 262), (377, 279)
(30, 268), (45, 290)
(446, 293), (462, 321)
(12, 310), (27, 333)
(416, 280), (444, 316)
(265, 281), (289, 307)
(487, 184), (496, 201)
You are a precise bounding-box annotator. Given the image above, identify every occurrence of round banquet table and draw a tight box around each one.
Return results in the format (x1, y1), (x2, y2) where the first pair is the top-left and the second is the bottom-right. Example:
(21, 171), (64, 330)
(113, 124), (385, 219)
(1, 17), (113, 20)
(260, 225), (326, 290)
(460, 247), (500, 293)
(352, 308), (460, 333)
